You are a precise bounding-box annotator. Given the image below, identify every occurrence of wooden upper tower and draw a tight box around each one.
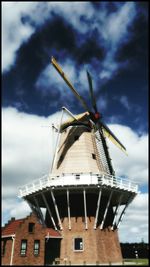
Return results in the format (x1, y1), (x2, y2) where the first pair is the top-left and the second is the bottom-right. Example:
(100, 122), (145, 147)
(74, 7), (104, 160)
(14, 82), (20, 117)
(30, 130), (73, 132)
(51, 113), (112, 175)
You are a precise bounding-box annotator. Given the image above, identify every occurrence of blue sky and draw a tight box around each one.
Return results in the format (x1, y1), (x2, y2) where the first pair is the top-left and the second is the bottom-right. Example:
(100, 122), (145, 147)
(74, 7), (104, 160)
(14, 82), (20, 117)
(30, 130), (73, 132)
(2, 2), (148, 243)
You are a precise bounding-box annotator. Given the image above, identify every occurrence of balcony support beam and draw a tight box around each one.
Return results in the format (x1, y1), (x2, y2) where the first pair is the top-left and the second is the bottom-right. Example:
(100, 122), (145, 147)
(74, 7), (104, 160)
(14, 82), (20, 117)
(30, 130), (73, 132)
(51, 190), (63, 230)
(111, 194), (123, 230)
(83, 189), (88, 230)
(116, 195), (134, 229)
(66, 189), (71, 230)
(41, 192), (58, 230)
(94, 188), (102, 229)
(33, 196), (46, 226)
(100, 191), (113, 229)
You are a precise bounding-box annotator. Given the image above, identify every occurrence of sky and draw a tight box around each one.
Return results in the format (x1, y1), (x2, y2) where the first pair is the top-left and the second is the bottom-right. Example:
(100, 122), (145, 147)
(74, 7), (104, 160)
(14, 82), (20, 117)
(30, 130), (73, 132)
(2, 2), (148, 243)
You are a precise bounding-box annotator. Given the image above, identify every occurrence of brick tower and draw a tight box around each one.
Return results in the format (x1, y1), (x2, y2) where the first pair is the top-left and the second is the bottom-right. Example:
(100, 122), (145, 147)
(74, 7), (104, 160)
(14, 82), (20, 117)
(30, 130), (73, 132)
(18, 58), (138, 265)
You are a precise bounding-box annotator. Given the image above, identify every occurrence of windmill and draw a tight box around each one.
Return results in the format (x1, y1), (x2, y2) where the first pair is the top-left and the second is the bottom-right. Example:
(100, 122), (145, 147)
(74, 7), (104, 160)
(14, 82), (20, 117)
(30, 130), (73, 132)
(18, 57), (138, 265)
(51, 56), (127, 177)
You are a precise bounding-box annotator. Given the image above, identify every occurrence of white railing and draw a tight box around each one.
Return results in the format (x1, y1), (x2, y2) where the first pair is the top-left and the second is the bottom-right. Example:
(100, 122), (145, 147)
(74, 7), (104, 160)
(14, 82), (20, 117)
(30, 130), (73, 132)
(18, 172), (138, 198)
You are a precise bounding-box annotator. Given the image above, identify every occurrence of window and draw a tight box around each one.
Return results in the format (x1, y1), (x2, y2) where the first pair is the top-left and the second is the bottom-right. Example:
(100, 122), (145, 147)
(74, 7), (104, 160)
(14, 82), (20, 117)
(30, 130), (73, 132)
(28, 222), (35, 233)
(74, 135), (79, 141)
(34, 240), (40, 256)
(20, 240), (27, 256)
(92, 153), (96, 160)
(2, 240), (6, 256)
(59, 155), (64, 162)
(74, 238), (83, 251)
(75, 174), (80, 180)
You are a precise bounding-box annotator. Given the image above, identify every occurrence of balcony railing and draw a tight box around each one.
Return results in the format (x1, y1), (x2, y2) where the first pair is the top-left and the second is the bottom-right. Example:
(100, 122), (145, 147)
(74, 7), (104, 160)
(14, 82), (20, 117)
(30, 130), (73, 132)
(18, 172), (138, 198)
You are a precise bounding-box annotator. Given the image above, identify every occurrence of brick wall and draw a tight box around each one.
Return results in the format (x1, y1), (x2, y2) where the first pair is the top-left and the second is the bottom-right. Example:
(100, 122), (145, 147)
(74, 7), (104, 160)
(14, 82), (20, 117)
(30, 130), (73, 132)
(59, 217), (123, 265)
(2, 213), (46, 266)
(13, 213), (45, 266)
(1, 238), (13, 265)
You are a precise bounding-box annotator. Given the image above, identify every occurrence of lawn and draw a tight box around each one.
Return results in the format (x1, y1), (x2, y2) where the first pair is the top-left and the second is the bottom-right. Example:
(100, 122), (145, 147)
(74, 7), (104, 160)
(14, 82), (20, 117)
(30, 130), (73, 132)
(123, 258), (149, 265)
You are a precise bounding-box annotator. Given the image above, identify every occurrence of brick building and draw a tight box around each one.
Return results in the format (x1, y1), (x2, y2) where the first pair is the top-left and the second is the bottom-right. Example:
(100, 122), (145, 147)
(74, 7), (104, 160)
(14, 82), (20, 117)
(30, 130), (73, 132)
(1, 213), (61, 265)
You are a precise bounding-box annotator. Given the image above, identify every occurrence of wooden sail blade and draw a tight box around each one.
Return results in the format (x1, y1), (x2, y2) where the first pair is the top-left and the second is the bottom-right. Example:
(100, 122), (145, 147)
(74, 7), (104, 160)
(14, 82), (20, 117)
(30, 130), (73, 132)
(101, 123), (128, 155)
(86, 71), (98, 113)
(51, 57), (90, 111)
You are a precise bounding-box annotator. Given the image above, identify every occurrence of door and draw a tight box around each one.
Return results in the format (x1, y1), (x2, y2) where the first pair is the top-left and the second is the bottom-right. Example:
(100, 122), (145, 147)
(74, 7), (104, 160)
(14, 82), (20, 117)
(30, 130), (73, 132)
(45, 238), (61, 265)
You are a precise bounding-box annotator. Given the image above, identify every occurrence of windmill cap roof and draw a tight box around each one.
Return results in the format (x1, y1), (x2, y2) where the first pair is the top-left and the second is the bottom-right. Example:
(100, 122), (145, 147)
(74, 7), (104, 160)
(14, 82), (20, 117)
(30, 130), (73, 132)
(60, 111), (90, 132)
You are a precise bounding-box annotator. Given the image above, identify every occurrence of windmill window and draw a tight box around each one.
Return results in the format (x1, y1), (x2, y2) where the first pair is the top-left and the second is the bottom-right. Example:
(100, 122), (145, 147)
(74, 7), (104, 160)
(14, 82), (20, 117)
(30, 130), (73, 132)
(92, 153), (96, 160)
(75, 174), (80, 180)
(20, 240), (27, 256)
(59, 155), (64, 162)
(74, 238), (84, 251)
(34, 240), (40, 256)
(74, 135), (79, 141)
(28, 222), (35, 233)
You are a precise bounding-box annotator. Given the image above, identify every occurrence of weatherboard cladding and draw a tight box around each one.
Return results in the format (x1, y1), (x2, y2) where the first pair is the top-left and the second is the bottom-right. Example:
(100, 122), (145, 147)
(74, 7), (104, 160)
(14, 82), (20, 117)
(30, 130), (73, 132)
(52, 126), (107, 175)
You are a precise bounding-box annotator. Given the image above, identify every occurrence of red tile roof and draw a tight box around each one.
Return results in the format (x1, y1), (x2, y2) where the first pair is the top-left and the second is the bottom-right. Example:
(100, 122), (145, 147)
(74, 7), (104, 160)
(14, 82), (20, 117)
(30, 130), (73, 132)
(2, 215), (62, 238)
(45, 227), (61, 238)
(2, 219), (24, 236)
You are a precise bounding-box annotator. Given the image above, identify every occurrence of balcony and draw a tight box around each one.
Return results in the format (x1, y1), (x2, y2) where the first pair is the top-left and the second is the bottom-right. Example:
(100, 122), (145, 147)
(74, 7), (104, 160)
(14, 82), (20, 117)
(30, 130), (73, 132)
(18, 172), (138, 198)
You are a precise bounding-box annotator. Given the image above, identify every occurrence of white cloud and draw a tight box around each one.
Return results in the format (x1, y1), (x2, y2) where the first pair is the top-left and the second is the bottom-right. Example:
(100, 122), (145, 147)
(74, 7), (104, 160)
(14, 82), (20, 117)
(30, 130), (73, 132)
(96, 95), (108, 111)
(35, 58), (90, 107)
(120, 95), (131, 111)
(118, 193), (148, 243)
(47, 2), (94, 33)
(2, 2), (36, 72)
(2, 107), (148, 243)
(105, 2), (136, 46)
(106, 124), (148, 185)
(2, 2), (93, 73)
(2, 107), (62, 195)
(99, 2), (137, 80)
(2, 198), (31, 225)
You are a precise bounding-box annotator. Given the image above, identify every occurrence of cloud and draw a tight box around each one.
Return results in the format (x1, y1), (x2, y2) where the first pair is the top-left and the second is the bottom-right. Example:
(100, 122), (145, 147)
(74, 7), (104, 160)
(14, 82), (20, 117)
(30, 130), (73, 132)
(98, 2), (137, 81)
(96, 95), (108, 111)
(47, 2), (94, 34)
(2, 2), (93, 73)
(118, 193), (148, 243)
(120, 95), (131, 111)
(2, 2), (36, 72)
(2, 198), (31, 225)
(107, 124), (148, 185)
(2, 107), (63, 196)
(35, 58), (91, 110)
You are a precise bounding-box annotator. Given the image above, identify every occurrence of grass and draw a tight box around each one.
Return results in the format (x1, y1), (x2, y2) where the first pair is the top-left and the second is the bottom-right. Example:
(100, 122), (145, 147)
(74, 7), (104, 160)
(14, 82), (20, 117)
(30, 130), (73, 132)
(123, 258), (149, 265)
